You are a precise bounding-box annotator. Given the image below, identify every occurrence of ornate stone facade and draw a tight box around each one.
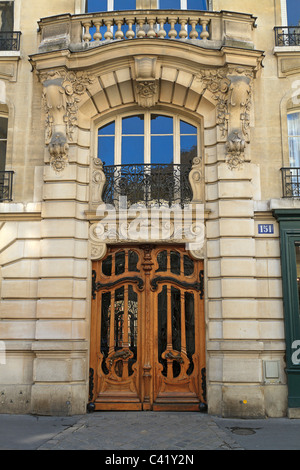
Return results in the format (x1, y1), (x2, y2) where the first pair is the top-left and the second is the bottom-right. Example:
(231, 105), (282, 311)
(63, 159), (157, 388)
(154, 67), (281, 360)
(0, 0), (299, 418)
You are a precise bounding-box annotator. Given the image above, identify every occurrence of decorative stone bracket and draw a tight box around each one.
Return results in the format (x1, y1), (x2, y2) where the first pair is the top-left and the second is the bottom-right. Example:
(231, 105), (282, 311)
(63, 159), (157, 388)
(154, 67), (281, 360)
(198, 67), (253, 170)
(134, 56), (158, 108)
(41, 70), (94, 172)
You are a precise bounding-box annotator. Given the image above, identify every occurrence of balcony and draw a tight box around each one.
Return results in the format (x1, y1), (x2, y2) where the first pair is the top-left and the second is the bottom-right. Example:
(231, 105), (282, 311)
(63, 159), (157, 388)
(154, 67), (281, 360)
(281, 168), (300, 198)
(275, 26), (300, 47)
(0, 171), (14, 201)
(36, 10), (257, 53)
(102, 163), (193, 208)
(0, 32), (21, 51)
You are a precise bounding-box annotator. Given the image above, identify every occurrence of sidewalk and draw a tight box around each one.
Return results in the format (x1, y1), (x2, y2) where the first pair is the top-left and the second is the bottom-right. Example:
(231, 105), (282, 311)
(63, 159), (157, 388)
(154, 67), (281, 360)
(0, 411), (300, 451)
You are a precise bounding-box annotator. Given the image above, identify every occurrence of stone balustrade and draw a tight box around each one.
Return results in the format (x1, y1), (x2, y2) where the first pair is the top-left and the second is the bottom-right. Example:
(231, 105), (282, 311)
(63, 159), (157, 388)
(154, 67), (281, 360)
(37, 10), (257, 52)
(81, 11), (210, 43)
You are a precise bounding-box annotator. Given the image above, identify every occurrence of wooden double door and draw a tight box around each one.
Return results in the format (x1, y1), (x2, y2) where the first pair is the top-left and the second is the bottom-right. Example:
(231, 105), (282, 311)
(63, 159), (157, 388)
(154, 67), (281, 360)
(89, 245), (206, 411)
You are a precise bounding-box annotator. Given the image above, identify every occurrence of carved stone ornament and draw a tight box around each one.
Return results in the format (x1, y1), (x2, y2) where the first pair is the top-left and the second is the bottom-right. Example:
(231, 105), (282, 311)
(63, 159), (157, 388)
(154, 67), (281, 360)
(41, 70), (95, 172)
(134, 56), (158, 108)
(197, 67), (253, 170)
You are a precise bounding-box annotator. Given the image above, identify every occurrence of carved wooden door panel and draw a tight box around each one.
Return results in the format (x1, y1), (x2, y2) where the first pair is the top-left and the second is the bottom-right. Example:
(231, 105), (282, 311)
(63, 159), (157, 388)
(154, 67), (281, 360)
(89, 245), (205, 411)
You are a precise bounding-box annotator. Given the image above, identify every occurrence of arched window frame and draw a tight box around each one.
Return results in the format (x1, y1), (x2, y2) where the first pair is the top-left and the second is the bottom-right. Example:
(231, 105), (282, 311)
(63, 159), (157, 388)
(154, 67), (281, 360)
(287, 109), (300, 167)
(95, 111), (201, 167)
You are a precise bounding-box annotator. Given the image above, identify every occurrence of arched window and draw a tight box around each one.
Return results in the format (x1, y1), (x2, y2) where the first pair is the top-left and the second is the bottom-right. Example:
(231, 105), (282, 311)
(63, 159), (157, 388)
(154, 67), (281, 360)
(86, 0), (208, 13)
(98, 112), (198, 166)
(287, 111), (300, 167)
(98, 112), (199, 206)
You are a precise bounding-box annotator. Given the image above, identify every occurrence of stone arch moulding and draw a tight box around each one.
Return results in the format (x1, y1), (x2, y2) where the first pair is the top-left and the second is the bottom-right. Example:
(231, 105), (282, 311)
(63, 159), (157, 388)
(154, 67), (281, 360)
(30, 40), (263, 174)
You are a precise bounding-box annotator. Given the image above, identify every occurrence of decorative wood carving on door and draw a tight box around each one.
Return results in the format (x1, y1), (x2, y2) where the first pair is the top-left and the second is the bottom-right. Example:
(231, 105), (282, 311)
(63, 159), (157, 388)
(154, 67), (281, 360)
(89, 245), (206, 411)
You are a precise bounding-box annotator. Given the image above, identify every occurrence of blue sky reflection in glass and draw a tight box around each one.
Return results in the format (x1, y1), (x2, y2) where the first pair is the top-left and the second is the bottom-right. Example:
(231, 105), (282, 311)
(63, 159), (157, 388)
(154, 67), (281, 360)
(98, 121), (115, 166)
(151, 115), (173, 164)
(122, 115), (144, 165)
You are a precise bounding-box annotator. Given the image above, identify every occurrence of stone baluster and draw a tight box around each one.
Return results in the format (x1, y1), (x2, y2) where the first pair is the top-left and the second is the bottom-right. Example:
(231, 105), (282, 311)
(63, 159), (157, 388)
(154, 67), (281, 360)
(189, 18), (199, 39)
(168, 19), (177, 39)
(83, 21), (92, 43)
(115, 19), (124, 39)
(126, 18), (135, 39)
(200, 18), (209, 40)
(179, 17), (188, 39)
(93, 20), (102, 41)
(137, 18), (146, 38)
(104, 18), (114, 40)
(147, 17), (156, 38)
(157, 17), (167, 38)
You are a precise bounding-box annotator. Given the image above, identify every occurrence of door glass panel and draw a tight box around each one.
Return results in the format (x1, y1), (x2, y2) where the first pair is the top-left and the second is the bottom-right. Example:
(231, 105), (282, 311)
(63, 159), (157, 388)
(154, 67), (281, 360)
(171, 251), (180, 275)
(115, 286), (124, 349)
(184, 255), (194, 276)
(160, 0), (180, 8)
(101, 291), (111, 374)
(98, 121), (115, 166)
(287, 0), (300, 25)
(180, 120), (197, 165)
(86, 0), (108, 12)
(114, 0), (136, 10)
(185, 292), (195, 375)
(295, 243), (300, 314)
(158, 285), (167, 376)
(128, 285), (138, 375)
(188, 0), (207, 9)
(115, 251), (125, 275)
(128, 250), (139, 272)
(102, 255), (112, 276)
(156, 250), (167, 272)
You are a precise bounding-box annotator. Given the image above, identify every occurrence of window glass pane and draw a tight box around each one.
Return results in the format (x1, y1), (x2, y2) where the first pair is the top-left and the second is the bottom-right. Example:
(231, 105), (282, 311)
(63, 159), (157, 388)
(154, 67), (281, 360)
(160, 0), (181, 9)
(287, 0), (300, 26)
(98, 136), (115, 166)
(122, 136), (144, 164)
(0, 116), (8, 140)
(122, 115), (144, 135)
(99, 121), (115, 135)
(114, 0), (136, 10)
(288, 113), (300, 136)
(187, 0), (207, 9)
(0, 1), (13, 31)
(180, 135), (197, 165)
(86, 0), (107, 12)
(180, 120), (197, 135)
(151, 114), (173, 134)
(151, 135), (173, 164)
(288, 137), (300, 167)
(0, 141), (6, 171)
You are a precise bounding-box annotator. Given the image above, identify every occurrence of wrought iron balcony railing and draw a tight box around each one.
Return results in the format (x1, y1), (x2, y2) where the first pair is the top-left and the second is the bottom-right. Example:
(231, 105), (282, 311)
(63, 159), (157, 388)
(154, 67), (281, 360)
(0, 31), (21, 51)
(281, 167), (300, 198)
(0, 171), (14, 201)
(102, 163), (193, 208)
(275, 26), (300, 46)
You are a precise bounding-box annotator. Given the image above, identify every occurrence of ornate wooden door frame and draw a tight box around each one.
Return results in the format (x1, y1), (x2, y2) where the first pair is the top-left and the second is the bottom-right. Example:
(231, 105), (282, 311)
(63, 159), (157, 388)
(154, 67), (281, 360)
(88, 244), (206, 411)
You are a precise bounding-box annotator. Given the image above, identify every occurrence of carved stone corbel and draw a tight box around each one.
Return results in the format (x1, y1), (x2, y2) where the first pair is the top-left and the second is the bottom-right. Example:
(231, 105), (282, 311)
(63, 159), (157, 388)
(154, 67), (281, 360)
(197, 67), (253, 170)
(134, 56), (158, 108)
(91, 158), (106, 205)
(189, 156), (204, 203)
(226, 70), (252, 169)
(41, 70), (94, 172)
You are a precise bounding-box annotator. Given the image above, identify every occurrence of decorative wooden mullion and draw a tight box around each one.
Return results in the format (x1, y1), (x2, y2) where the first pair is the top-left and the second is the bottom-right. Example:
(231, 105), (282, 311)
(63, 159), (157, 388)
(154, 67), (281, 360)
(166, 285), (174, 379)
(141, 245), (154, 409)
